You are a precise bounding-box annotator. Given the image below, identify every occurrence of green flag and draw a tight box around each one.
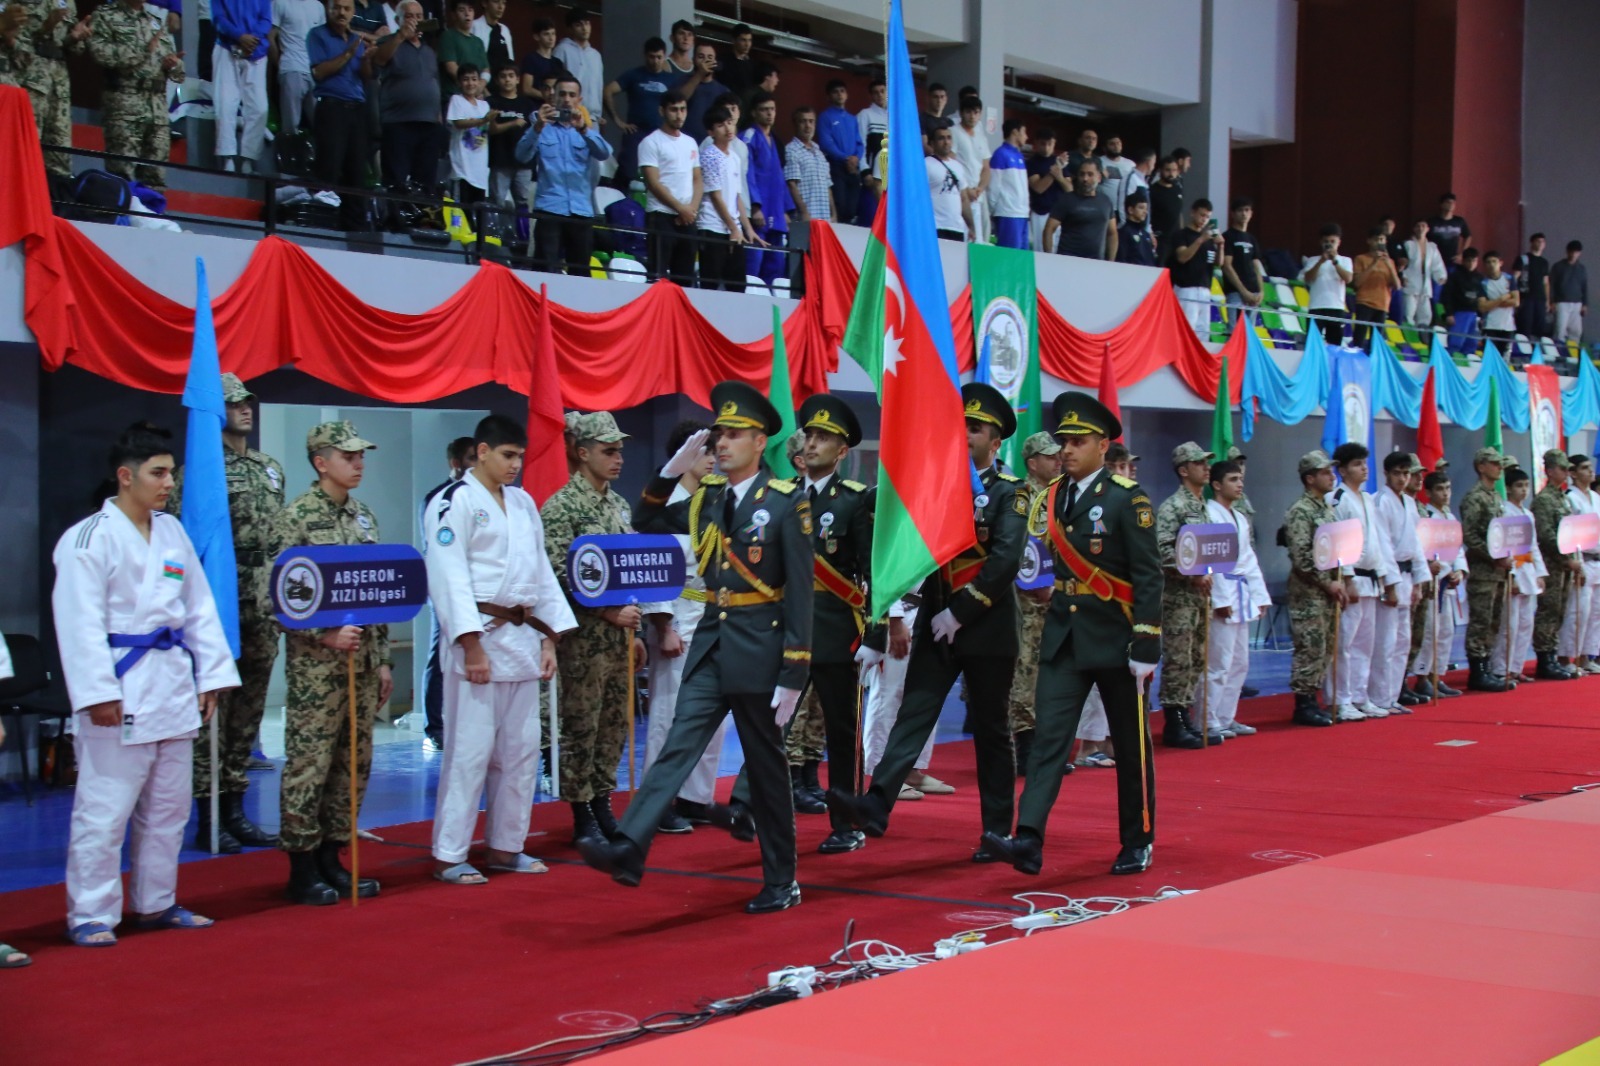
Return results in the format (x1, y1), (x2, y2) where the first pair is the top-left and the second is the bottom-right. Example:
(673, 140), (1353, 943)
(1485, 375), (1505, 497)
(763, 304), (798, 475)
(1205, 357), (1233, 499)
(841, 204), (889, 398)
(970, 243), (1041, 471)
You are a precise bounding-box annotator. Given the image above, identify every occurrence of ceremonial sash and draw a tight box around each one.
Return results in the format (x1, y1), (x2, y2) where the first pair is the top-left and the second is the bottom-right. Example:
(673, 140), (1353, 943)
(1045, 479), (1133, 607)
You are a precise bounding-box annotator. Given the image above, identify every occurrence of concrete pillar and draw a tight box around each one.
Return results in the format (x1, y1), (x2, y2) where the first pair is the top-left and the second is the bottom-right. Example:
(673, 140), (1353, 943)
(601, 0), (696, 85)
(924, 0), (1005, 140)
(1160, 0), (1231, 209)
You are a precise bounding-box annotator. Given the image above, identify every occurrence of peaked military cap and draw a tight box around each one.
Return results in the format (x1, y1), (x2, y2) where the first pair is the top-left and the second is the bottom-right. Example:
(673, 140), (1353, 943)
(961, 382), (1017, 439)
(1049, 390), (1122, 440)
(798, 394), (862, 446)
(710, 380), (783, 435)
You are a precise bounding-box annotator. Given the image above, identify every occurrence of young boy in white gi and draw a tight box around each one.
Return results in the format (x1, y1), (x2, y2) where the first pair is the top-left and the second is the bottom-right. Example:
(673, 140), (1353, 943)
(1411, 470), (1468, 698)
(1561, 454), (1600, 673)
(425, 415), (575, 883)
(1373, 452), (1428, 712)
(1204, 460), (1270, 737)
(53, 423), (239, 945)
(1328, 442), (1399, 720)
(1490, 466), (1547, 683)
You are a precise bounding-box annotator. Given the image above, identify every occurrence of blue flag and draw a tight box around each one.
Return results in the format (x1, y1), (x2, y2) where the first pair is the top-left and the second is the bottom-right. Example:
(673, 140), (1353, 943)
(1321, 345), (1377, 491)
(181, 259), (241, 658)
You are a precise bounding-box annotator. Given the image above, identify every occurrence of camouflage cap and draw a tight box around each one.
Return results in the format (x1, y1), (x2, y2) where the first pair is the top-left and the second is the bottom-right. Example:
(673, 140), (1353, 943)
(220, 372), (254, 403)
(1297, 449), (1333, 476)
(1500, 453), (1520, 470)
(1022, 431), (1062, 459)
(570, 411), (629, 443)
(786, 428), (807, 457)
(1544, 448), (1573, 470)
(563, 411), (583, 435)
(1405, 452), (1426, 472)
(1106, 442), (1139, 464)
(1171, 441), (1214, 466)
(307, 420), (377, 454)
(1225, 445), (1246, 461)
(1473, 446), (1507, 468)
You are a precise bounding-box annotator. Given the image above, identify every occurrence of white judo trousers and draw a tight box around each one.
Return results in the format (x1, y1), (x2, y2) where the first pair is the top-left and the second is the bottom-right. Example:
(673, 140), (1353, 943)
(211, 47), (269, 161)
(1490, 590), (1538, 678)
(1333, 596), (1377, 705)
(1204, 622), (1250, 732)
(432, 674), (542, 863)
(863, 606), (934, 775)
(1076, 688), (1108, 742)
(643, 623), (729, 806)
(1369, 574), (1414, 706)
(1412, 582), (1464, 678)
(1558, 560), (1600, 658)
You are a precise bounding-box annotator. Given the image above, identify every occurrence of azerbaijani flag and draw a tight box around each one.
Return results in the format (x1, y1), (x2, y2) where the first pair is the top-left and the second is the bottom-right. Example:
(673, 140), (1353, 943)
(863, 0), (973, 619)
(1415, 365), (1443, 501)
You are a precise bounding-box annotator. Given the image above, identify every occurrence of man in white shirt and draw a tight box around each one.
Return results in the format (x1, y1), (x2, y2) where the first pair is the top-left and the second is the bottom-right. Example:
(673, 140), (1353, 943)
(1204, 460), (1269, 737)
(1373, 453), (1428, 711)
(1489, 465), (1547, 683)
(1301, 223), (1355, 346)
(469, 0), (513, 69)
(552, 6), (603, 130)
(638, 90), (702, 286)
(1328, 443), (1399, 720)
(925, 125), (972, 242)
(855, 77), (888, 226)
(1411, 469), (1467, 698)
(951, 95), (991, 245)
(1560, 454), (1600, 672)
(1401, 220), (1448, 328)
(1122, 147), (1155, 222)
(1097, 135), (1132, 222)
(269, 0), (325, 136)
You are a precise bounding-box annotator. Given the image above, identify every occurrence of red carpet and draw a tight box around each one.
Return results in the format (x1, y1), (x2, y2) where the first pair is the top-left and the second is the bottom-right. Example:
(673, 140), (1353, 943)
(5, 676), (1597, 1064)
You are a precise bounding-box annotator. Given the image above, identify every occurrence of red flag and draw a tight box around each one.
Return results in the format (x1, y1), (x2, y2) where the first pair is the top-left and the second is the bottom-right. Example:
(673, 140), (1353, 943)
(525, 284), (567, 504)
(1097, 341), (1123, 442)
(1415, 365), (1443, 499)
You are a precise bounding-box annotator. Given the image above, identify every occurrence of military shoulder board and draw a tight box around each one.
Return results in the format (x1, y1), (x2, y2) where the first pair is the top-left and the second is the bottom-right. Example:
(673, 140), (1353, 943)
(766, 480), (797, 495)
(701, 474), (729, 486)
(996, 472), (1021, 483)
(841, 479), (868, 492)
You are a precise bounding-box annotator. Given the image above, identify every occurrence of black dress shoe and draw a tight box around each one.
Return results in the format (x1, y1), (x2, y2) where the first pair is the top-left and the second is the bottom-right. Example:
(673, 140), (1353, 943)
(316, 842), (379, 899)
(1110, 844), (1153, 875)
(980, 830), (1041, 875)
(705, 801), (757, 842)
(971, 832), (1009, 865)
(657, 810), (693, 834)
(824, 788), (888, 837)
(1240, 685), (1260, 698)
(817, 828), (865, 854)
(675, 799), (712, 825)
(746, 881), (801, 913)
(575, 836), (644, 887)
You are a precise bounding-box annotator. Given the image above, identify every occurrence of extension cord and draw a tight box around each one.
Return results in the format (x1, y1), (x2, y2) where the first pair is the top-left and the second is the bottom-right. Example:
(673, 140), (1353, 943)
(933, 934), (986, 959)
(1011, 912), (1060, 930)
(767, 966), (818, 997)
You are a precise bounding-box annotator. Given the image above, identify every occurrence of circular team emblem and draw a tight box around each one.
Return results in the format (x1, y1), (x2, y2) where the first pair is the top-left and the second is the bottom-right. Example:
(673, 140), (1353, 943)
(266, 468), (281, 490)
(356, 513), (372, 530)
(1313, 527), (1335, 571)
(473, 508), (491, 528)
(820, 512), (835, 528)
(1088, 505), (1103, 521)
(974, 493), (989, 508)
(1531, 397), (1559, 486)
(1340, 383), (1367, 451)
(573, 544), (609, 598)
(437, 526), (455, 546)
(275, 555), (324, 622)
(1487, 521), (1505, 559)
(752, 509), (771, 527)
(1018, 539), (1041, 583)
(1176, 528), (1199, 573)
(978, 297), (1027, 393)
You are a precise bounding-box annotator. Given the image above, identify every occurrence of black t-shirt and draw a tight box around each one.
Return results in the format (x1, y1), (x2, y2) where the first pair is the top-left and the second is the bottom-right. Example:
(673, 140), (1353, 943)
(1426, 214), (1471, 262)
(1222, 228), (1261, 294)
(1513, 253), (1550, 300)
(480, 20), (513, 77)
(1440, 269), (1483, 314)
(1148, 181), (1183, 239)
(1167, 227), (1217, 288)
(486, 92), (534, 168)
(1026, 153), (1063, 216)
(720, 52), (756, 96)
(1117, 222), (1157, 267)
(1048, 189), (1114, 259)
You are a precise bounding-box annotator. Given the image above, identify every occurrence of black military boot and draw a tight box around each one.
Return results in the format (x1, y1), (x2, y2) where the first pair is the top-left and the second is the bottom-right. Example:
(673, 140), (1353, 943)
(790, 766), (826, 814)
(590, 793), (623, 842)
(1161, 706), (1204, 749)
(571, 802), (605, 846)
(800, 760), (827, 806)
(1538, 652), (1578, 680)
(317, 841), (379, 899)
(221, 792), (279, 848)
(1291, 693), (1332, 727)
(194, 801), (241, 854)
(1013, 729), (1034, 779)
(285, 850), (338, 906)
(1467, 657), (1512, 692)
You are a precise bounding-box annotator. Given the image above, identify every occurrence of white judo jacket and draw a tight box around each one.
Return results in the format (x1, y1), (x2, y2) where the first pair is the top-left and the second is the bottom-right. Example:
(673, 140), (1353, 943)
(1205, 499), (1271, 622)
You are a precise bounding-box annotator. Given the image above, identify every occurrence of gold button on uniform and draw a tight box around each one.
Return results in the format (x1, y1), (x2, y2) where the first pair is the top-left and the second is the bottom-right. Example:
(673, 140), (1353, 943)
(1066, 525), (1074, 533)
(718, 611), (728, 620)
(1069, 605), (1078, 612)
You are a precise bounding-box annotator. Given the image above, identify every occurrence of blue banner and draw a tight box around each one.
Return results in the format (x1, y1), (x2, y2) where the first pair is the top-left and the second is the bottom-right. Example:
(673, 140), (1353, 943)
(566, 534), (686, 607)
(1322, 345), (1377, 490)
(271, 544), (428, 629)
(1016, 536), (1054, 590)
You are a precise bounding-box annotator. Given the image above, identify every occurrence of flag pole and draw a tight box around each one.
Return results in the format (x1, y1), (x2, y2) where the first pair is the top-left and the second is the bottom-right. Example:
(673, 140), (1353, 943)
(208, 715), (219, 853)
(348, 647), (359, 909)
(1429, 575), (1439, 705)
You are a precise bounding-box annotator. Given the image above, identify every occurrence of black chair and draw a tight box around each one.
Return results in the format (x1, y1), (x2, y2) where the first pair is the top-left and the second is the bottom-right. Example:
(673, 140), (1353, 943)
(1, 633), (73, 805)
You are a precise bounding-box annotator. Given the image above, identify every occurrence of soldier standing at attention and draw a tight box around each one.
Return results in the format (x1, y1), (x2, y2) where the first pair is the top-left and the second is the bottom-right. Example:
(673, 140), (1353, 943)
(1531, 449), (1580, 680)
(1284, 450), (1344, 726)
(276, 421), (392, 906)
(1461, 447), (1515, 692)
(577, 382), (814, 914)
(1154, 441), (1214, 747)
(828, 383), (1024, 857)
(88, 0), (186, 188)
(983, 392), (1163, 876)
(540, 412), (658, 848)
(169, 373), (285, 854)
(1008, 430), (1062, 777)
(20, 0), (92, 178)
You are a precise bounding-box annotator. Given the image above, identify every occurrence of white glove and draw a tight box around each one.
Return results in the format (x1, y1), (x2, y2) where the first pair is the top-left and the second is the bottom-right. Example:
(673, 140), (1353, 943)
(930, 608), (962, 644)
(771, 685), (802, 727)
(1129, 659), (1157, 683)
(853, 645), (884, 683)
(661, 428), (711, 479)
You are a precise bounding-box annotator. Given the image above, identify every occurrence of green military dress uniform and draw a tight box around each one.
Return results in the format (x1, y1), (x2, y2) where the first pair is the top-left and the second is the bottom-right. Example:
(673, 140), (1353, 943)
(1155, 443), (1214, 714)
(1532, 454), (1576, 660)
(620, 383), (814, 891)
(1284, 453), (1339, 700)
(19, 0), (86, 176)
(87, 0), (184, 187)
(275, 422), (390, 860)
(1461, 452), (1513, 665)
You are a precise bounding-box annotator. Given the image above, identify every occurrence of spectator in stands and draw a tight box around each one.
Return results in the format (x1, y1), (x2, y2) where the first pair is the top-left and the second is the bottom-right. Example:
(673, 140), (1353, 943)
(1043, 157), (1116, 261)
(742, 90), (792, 284)
(680, 42), (727, 141)
(1170, 199), (1223, 334)
(1551, 241), (1587, 343)
(437, 0), (486, 101)
(697, 104), (759, 292)
(817, 78), (863, 226)
(305, 0), (370, 229)
(666, 18), (694, 74)
(371, 1), (443, 198)
(1124, 146), (1156, 221)
(951, 96), (991, 245)
(1351, 226), (1401, 348)
(1171, 146), (1192, 183)
(1066, 127), (1098, 174)
(709, 90), (748, 176)
(485, 63), (534, 218)
(1098, 135), (1131, 222)
(515, 72), (610, 276)
(1299, 223), (1354, 346)
(471, 0), (513, 76)
(1221, 197), (1265, 321)
(719, 23), (756, 97)
(1400, 219), (1446, 328)
(639, 90), (701, 285)
(1117, 191), (1157, 267)
(856, 76), (889, 225)
(1148, 156), (1184, 250)
(925, 124), (973, 242)
(1440, 247), (1485, 354)
(90, 0), (186, 188)
(1427, 193), (1472, 269)
(19, 0), (89, 180)
(748, 61), (779, 111)
(604, 37), (681, 188)
(348, 0), (393, 38)
(988, 119), (1030, 250)
(785, 105), (833, 231)
(1513, 233), (1551, 339)
(212, 0), (272, 173)
(271, 0), (325, 138)
(1026, 129), (1066, 252)
(447, 64), (519, 209)
(518, 16), (562, 101)
(920, 81), (951, 144)
(553, 8), (602, 128)
(1478, 251), (1519, 352)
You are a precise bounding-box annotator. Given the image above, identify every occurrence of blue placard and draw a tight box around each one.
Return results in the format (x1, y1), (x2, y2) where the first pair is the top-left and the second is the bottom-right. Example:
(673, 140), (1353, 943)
(1016, 536), (1054, 590)
(1176, 522), (1239, 576)
(566, 533), (687, 607)
(271, 544), (429, 629)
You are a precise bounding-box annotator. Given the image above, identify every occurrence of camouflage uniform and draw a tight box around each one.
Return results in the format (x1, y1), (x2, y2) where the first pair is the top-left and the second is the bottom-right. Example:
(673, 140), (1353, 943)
(1461, 480), (1507, 659)
(1008, 467), (1053, 733)
(1532, 475), (1574, 653)
(0, 29), (28, 87)
(785, 686), (826, 766)
(88, 0), (184, 187)
(1284, 486), (1338, 695)
(542, 465), (638, 804)
(19, 0), (86, 176)
(1155, 480), (1211, 708)
(275, 423), (388, 853)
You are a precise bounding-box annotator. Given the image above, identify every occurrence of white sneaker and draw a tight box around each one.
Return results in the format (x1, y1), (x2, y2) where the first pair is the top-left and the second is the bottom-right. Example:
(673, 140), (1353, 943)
(1335, 704), (1366, 722)
(1227, 721), (1257, 735)
(1584, 660), (1600, 675)
(1357, 701), (1390, 718)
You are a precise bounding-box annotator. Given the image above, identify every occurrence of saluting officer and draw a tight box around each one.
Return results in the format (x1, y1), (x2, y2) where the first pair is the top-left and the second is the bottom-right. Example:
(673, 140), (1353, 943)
(828, 383), (1025, 856)
(577, 382), (815, 914)
(984, 392), (1163, 877)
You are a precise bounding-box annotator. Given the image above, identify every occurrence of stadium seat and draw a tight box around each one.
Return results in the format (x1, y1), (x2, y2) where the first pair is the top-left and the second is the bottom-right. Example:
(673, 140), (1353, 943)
(744, 276), (772, 297)
(771, 277), (791, 298)
(593, 186), (624, 215)
(608, 255), (647, 283)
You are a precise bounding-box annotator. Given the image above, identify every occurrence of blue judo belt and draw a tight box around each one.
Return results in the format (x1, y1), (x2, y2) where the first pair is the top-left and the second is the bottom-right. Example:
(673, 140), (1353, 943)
(108, 626), (191, 679)
(1220, 572), (1250, 616)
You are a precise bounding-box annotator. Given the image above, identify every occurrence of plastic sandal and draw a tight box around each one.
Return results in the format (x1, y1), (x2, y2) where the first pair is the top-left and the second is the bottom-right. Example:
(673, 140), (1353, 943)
(486, 854), (548, 875)
(1084, 752), (1116, 768)
(66, 921), (118, 947)
(433, 862), (489, 885)
(135, 905), (214, 930)
(1, 942), (34, 967)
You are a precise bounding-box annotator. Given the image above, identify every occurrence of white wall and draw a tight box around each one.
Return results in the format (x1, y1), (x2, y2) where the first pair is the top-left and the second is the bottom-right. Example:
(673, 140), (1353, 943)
(1212, 0), (1296, 144)
(1001, 0), (1204, 105)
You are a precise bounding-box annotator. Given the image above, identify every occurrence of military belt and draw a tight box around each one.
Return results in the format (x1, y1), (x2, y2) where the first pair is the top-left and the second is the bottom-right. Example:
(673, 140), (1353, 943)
(710, 587), (784, 608)
(477, 601), (561, 643)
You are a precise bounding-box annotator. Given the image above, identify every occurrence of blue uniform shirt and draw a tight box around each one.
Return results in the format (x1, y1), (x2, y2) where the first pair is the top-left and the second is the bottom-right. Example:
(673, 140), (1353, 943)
(306, 24), (366, 102)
